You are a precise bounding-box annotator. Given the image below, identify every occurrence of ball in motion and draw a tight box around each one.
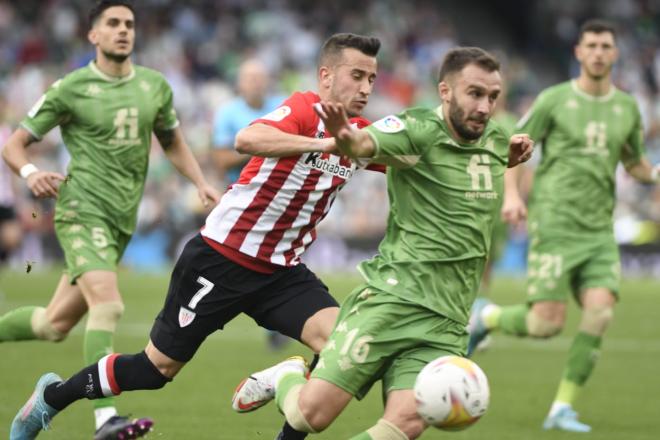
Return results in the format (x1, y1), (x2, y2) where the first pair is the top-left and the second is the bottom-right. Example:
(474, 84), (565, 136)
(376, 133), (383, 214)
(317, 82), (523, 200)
(414, 355), (489, 430)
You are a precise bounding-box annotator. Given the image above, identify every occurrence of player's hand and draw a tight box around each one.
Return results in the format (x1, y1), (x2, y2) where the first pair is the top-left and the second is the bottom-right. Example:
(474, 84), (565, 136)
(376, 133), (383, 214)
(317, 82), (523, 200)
(508, 134), (534, 167)
(26, 171), (66, 198)
(197, 182), (222, 208)
(501, 192), (527, 226)
(314, 101), (356, 154)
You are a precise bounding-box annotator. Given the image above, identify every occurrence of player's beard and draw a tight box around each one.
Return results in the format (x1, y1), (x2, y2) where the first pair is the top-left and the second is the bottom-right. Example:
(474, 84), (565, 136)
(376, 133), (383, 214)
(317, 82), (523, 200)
(449, 96), (487, 141)
(102, 49), (132, 64)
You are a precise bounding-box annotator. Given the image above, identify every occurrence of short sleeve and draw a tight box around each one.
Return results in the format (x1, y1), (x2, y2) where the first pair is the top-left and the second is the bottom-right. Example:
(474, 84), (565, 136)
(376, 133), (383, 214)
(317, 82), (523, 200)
(251, 92), (316, 136)
(154, 79), (179, 133)
(20, 79), (69, 140)
(515, 89), (555, 142)
(364, 112), (421, 169)
(621, 100), (646, 167)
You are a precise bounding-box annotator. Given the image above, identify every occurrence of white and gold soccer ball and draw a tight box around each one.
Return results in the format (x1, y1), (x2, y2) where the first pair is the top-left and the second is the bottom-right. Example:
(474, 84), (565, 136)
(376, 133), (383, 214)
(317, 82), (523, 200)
(414, 355), (490, 430)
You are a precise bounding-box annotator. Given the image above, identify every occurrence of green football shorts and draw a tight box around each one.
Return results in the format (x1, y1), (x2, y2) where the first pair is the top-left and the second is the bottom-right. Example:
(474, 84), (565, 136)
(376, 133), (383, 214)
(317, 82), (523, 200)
(526, 226), (620, 303)
(55, 218), (131, 283)
(311, 285), (468, 401)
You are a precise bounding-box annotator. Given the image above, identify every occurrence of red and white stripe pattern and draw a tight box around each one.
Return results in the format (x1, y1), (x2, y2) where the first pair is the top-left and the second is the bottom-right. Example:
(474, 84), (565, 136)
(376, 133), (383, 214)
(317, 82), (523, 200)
(202, 139), (356, 266)
(98, 353), (121, 396)
(202, 91), (376, 267)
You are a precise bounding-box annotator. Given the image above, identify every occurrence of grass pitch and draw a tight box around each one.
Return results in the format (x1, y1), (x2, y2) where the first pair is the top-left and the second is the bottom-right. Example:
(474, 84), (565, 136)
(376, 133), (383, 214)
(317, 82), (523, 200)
(1, 268), (658, 439)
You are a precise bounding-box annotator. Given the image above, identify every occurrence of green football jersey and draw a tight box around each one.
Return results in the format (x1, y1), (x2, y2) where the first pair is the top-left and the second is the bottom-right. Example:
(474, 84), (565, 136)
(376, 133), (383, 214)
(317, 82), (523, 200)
(21, 61), (179, 234)
(517, 80), (645, 234)
(360, 107), (510, 324)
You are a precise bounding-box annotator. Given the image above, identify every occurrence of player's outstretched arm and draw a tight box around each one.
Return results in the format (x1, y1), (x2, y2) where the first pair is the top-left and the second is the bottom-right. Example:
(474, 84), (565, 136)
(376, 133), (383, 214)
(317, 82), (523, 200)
(235, 124), (336, 157)
(625, 157), (660, 184)
(507, 133), (534, 168)
(156, 127), (221, 208)
(313, 101), (375, 159)
(2, 127), (65, 198)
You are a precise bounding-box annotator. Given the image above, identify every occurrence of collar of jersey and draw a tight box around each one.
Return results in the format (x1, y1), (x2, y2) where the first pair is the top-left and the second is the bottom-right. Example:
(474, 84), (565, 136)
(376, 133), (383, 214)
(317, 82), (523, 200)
(89, 61), (136, 83)
(570, 79), (616, 102)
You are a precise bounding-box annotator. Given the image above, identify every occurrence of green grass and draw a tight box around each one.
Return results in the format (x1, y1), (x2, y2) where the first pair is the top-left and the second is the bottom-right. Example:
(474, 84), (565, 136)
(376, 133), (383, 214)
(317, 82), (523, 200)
(1, 268), (659, 439)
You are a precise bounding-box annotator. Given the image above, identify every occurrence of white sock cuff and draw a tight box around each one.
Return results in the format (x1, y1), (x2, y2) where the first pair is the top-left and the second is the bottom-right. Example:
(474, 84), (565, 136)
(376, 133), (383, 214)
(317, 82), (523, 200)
(282, 383), (317, 433)
(31, 307), (66, 342)
(366, 418), (409, 440)
(86, 301), (124, 332)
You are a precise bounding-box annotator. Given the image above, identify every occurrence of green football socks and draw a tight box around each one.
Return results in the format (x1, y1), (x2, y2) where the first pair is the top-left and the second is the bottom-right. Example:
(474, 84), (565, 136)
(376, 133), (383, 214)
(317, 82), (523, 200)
(0, 306), (37, 341)
(554, 331), (602, 405)
(494, 304), (528, 336)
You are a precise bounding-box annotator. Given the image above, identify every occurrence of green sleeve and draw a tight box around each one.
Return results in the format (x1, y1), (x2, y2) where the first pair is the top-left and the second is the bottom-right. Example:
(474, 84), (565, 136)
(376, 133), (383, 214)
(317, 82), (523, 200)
(515, 89), (555, 142)
(20, 79), (70, 139)
(153, 78), (179, 134)
(621, 101), (646, 167)
(364, 112), (421, 169)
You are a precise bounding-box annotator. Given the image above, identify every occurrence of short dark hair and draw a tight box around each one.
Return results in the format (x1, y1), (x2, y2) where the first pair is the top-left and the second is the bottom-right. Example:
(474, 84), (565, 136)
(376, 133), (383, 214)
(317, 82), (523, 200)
(438, 47), (500, 82)
(318, 33), (381, 67)
(578, 19), (617, 42)
(89, 0), (135, 28)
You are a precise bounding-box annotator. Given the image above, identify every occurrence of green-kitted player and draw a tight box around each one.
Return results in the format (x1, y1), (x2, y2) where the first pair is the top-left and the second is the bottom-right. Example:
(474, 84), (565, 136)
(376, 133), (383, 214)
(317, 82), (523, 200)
(468, 19), (660, 432)
(231, 47), (533, 440)
(0, 1), (219, 438)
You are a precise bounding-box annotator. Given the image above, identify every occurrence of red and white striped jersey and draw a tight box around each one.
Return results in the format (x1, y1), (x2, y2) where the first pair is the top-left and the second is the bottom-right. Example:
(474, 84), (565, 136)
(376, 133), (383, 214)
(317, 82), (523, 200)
(202, 91), (384, 269)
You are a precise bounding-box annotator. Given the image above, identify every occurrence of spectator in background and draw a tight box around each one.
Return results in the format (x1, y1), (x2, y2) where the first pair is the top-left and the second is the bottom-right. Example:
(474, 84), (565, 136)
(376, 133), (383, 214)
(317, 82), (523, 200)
(212, 58), (285, 187)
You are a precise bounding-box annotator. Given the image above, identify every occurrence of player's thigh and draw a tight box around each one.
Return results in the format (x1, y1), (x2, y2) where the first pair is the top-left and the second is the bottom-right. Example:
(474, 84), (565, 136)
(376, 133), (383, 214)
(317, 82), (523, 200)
(45, 274), (88, 332)
(575, 237), (621, 301)
(245, 263), (339, 349)
(76, 270), (121, 305)
(54, 218), (128, 283)
(298, 378), (354, 429)
(150, 234), (257, 362)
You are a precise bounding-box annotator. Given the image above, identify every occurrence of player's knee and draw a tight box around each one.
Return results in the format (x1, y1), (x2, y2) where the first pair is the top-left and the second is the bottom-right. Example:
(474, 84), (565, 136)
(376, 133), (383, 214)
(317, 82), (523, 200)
(31, 307), (67, 342)
(526, 311), (563, 338)
(579, 306), (614, 336)
(280, 386), (322, 433)
(86, 301), (125, 332)
(298, 392), (335, 432)
(114, 351), (172, 391)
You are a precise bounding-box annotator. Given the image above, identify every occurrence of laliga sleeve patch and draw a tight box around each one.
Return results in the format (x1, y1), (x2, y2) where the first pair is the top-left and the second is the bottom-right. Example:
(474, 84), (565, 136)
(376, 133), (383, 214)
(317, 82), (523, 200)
(261, 106), (292, 122)
(373, 115), (405, 133)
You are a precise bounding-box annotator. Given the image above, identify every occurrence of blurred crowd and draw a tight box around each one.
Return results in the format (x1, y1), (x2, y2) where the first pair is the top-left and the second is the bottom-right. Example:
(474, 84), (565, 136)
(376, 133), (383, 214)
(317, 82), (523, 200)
(1, 0), (660, 272)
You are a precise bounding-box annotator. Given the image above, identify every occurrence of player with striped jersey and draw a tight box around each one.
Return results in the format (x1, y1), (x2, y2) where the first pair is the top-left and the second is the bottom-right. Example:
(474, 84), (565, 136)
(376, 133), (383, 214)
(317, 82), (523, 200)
(10, 32), (382, 440)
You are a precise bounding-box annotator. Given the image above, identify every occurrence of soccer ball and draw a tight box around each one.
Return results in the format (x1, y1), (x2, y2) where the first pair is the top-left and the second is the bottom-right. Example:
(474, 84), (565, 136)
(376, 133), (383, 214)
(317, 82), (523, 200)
(414, 355), (490, 430)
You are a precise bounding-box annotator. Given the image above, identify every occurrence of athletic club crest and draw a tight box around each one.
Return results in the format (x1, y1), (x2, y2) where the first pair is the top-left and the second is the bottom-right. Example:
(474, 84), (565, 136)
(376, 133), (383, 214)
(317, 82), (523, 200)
(178, 307), (196, 327)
